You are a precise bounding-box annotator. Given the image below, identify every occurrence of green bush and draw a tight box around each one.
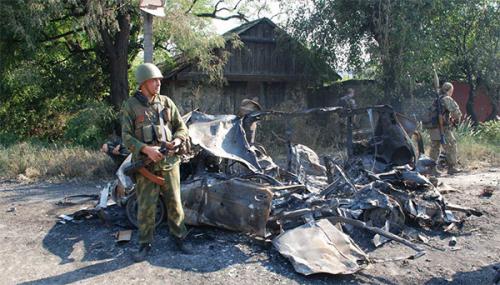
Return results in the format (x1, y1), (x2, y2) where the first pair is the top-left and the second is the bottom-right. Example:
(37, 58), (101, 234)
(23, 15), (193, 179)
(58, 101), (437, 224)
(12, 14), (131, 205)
(454, 117), (499, 145)
(0, 132), (20, 147)
(64, 101), (117, 148)
(476, 120), (500, 144)
(454, 116), (479, 139)
(421, 117), (499, 169)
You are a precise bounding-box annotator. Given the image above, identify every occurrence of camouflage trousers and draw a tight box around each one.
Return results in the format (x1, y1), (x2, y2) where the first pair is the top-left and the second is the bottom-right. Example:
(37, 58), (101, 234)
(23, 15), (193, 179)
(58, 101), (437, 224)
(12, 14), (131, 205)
(135, 164), (187, 244)
(429, 128), (458, 167)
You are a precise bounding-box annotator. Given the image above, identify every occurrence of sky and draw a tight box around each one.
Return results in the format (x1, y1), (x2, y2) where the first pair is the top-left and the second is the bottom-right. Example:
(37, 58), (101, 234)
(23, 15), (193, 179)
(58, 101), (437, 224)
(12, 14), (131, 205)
(212, 1), (283, 34)
(209, 1), (350, 76)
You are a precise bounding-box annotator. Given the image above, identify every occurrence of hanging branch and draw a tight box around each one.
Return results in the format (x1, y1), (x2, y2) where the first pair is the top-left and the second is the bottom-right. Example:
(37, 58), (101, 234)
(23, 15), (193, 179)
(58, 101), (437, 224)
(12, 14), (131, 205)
(41, 28), (85, 42)
(194, 0), (249, 22)
(185, 0), (199, 14)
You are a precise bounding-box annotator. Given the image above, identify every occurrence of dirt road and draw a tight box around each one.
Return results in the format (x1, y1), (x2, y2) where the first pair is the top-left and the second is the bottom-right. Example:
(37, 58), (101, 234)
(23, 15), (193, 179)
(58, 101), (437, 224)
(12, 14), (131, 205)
(1, 169), (499, 285)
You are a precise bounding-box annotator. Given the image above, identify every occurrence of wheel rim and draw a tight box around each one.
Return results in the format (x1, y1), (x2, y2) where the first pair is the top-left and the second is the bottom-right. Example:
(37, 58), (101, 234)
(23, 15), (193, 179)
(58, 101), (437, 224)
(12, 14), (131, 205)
(125, 192), (166, 228)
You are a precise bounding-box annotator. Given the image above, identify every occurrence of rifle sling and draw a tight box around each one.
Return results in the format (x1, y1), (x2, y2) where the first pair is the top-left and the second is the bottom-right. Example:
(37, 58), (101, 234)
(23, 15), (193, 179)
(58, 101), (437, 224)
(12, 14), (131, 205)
(136, 102), (170, 186)
(138, 167), (165, 186)
(157, 104), (168, 145)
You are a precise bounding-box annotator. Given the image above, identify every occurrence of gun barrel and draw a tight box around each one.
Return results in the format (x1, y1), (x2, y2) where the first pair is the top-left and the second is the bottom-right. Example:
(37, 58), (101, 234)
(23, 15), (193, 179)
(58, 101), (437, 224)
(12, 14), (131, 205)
(122, 145), (174, 176)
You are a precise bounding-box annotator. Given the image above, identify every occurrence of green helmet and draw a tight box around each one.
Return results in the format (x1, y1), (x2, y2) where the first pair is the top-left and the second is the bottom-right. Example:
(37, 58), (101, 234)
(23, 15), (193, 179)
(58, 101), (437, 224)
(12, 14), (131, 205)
(135, 63), (163, 85)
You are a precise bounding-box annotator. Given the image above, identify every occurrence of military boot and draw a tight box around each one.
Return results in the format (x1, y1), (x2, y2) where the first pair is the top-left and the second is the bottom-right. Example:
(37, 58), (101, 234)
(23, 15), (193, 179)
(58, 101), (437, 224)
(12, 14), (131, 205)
(173, 237), (193, 255)
(132, 243), (151, 263)
(447, 166), (462, 175)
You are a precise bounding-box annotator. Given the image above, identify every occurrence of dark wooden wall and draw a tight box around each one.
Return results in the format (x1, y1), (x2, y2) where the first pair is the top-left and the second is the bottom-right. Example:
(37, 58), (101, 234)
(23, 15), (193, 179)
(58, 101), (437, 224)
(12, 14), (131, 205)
(165, 19), (340, 114)
(223, 81), (288, 110)
(175, 21), (310, 82)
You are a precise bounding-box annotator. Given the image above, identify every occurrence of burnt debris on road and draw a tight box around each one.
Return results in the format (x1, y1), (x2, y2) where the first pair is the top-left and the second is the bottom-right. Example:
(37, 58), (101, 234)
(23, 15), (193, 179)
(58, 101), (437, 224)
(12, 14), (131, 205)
(58, 106), (482, 276)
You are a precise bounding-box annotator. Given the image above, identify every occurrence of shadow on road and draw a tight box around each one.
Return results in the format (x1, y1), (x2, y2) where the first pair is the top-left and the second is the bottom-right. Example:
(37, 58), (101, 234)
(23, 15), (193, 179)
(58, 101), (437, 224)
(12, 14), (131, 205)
(425, 262), (499, 285)
(23, 206), (249, 284)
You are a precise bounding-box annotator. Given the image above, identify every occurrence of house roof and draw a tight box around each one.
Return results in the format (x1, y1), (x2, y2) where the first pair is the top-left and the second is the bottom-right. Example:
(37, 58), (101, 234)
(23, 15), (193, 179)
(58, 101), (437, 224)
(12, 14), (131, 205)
(222, 18), (277, 38)
(163, 18), (340, 82)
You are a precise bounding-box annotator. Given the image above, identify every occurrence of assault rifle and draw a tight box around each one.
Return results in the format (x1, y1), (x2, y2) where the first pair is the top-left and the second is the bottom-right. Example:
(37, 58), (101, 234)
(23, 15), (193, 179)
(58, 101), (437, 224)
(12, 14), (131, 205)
(123, 143), (178, 177)
(433, 68), (446, 145)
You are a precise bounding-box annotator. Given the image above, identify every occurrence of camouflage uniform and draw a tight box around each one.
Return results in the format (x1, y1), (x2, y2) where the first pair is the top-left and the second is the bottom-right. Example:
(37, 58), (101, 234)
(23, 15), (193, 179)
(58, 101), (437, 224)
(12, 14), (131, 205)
(121, 92), (189, 244)
(428, 95), (462, 168)
(238, 99), (262, 144)
(340, 91), (359, 129)
(339, 95), (357, 109)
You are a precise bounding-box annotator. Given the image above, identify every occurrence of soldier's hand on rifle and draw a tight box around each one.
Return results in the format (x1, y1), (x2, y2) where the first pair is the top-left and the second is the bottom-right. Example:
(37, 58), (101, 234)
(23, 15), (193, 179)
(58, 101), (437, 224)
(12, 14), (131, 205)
(142, 145), (164, 163)
(112, 144), (121, 155)
(165, 138), (182, 149)
(165, 138), (182, 155)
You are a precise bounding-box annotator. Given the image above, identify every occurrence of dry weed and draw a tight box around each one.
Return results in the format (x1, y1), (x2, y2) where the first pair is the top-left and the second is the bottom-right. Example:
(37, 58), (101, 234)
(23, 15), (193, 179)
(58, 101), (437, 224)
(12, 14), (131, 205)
(457, 138), (500, 170)
(0, 142), (115, 181)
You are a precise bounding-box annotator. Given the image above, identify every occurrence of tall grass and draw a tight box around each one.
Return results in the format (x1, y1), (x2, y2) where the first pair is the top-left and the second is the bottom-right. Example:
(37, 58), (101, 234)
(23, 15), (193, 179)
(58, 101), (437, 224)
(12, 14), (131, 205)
(1, 117), (497, 181)
(0, 141), (115, 181)
(422, 118), (500, 169)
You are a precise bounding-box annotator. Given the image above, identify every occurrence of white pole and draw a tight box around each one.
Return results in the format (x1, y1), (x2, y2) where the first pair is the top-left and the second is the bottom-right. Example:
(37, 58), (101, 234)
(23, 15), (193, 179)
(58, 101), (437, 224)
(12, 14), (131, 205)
(143, 12), (153, 63)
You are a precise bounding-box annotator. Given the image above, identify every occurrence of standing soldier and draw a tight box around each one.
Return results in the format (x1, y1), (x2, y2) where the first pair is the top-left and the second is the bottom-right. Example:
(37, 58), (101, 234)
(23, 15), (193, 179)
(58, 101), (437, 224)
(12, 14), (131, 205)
(238, 98), (262, 145)
(121, 63), (191, 262)
(427, 82), (462, 175)
(339, 88), (360, 129)
(339, 88), (357, 109)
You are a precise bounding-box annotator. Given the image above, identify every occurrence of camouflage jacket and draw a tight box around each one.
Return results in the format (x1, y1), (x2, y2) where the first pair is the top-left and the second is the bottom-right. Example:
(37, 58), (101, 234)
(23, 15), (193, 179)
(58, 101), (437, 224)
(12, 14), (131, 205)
(425, 94), (462, 129)
(340, 95), (357, 109)
(429, 95), (462, 141)
(121, 91), (188, 170)
(439, 95), (462, 125)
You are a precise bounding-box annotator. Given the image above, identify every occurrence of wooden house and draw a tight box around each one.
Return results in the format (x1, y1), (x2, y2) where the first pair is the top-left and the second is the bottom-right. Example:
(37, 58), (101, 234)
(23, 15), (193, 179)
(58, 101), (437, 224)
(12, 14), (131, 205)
(162, 18), (340, 114)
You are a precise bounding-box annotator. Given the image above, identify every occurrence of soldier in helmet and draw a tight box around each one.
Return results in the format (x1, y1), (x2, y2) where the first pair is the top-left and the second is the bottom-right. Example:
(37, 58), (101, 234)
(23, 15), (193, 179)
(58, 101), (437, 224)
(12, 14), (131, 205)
(238, 98), (262, 145)
(121, 63), (191, 262)
(428, 82), (462, 175)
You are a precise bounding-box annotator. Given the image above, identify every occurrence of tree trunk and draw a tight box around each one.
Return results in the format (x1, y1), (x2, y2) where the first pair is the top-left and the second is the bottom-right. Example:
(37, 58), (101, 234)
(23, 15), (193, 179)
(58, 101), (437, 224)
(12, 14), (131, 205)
(382, 60), (401, 111)
(466, 73), (478, 124)
(100, 7), (131, 111)
(487, 101), (498, 121)
(109, 54), (129, 110)
(99, 6), (131, 136)
(485, 84), (499, 121)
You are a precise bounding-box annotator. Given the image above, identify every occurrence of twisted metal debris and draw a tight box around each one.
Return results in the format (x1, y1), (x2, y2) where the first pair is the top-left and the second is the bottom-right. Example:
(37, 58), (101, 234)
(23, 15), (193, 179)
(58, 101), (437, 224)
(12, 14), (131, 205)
(96, 105), (481, 276)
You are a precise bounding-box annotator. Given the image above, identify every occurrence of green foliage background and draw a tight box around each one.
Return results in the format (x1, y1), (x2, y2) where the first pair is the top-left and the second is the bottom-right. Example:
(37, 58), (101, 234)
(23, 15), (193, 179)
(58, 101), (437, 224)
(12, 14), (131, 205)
(0, 0), (242, 147)
(63, 101), (118, 147)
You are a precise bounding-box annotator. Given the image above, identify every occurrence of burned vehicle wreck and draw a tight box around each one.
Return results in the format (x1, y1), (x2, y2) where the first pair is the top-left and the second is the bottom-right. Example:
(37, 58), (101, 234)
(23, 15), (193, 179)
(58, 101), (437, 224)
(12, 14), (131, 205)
(101, 105), (481, 276)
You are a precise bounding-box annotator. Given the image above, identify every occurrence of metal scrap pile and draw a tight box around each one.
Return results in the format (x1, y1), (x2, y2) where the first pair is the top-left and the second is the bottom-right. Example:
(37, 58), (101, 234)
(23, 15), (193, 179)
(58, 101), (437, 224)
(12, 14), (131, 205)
(107, 106), (481, 276)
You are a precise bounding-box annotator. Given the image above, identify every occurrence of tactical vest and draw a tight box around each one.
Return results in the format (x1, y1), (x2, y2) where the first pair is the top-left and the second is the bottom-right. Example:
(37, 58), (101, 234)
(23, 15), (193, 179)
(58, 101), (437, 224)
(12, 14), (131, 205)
(131, 95), (173, 145)
(423, 95), (450, 128)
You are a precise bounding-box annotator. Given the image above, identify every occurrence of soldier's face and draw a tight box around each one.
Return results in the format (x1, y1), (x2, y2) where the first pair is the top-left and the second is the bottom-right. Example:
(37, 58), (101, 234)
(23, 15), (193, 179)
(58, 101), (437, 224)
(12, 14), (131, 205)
(143, 78), (161, 96)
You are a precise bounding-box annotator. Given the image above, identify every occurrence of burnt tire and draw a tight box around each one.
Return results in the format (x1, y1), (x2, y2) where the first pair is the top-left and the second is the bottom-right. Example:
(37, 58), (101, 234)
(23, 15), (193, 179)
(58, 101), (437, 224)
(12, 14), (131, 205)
(125, 192), (166, 229)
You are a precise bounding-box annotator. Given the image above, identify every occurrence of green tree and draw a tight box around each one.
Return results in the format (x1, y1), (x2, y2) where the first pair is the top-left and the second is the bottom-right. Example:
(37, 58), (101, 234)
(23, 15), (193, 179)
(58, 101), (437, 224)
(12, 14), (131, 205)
(0, 0), (251, 140)
(284, 0), (436, 107)
(0, 0), (108, 138)
(432, 0), (499, 122)
(283, 0), (498, 117)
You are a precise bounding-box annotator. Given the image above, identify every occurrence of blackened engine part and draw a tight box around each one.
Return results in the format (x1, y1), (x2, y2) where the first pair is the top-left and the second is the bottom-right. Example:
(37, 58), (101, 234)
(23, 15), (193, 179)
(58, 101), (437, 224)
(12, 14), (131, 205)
(373, 111), (416, 166)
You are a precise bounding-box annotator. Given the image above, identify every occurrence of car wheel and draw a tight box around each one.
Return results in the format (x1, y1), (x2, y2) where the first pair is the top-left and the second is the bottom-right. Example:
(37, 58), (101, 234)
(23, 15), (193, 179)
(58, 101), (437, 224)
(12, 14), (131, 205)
(125, 192), (166, 229)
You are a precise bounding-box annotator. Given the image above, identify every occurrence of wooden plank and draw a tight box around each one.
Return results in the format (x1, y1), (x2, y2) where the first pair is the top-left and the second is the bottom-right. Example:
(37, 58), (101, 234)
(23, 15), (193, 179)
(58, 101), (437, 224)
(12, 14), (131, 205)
(240, 36), (276, 44)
